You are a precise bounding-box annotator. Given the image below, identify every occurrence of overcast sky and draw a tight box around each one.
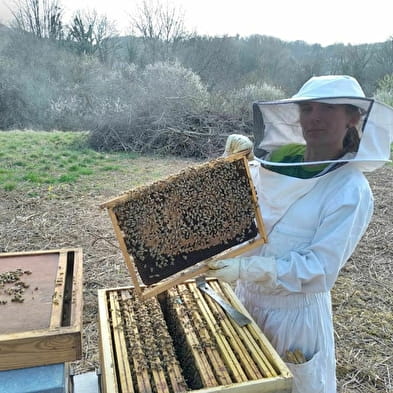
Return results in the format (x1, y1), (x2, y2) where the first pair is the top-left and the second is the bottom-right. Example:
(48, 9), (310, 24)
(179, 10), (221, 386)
(1, 0), (392, 46)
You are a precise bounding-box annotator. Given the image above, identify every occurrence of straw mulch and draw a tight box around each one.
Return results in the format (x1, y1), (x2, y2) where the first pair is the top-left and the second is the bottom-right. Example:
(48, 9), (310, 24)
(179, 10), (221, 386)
(333, 165), (393, 392)
(0, 159), (391, 393)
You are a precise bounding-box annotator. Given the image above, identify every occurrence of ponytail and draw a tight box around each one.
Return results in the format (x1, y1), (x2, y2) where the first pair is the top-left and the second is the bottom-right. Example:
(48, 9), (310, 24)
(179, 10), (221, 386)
(343, 126), (360, 152)
(343, 105), (362, 153)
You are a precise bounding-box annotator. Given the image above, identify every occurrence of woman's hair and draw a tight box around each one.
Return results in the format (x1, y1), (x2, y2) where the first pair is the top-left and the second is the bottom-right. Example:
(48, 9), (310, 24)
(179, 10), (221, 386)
(343, 105), (362, 153)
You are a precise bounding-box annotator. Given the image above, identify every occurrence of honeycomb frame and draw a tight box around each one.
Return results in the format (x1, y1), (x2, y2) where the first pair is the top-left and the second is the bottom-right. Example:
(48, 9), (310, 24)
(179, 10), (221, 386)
(100, 151), (267, 299)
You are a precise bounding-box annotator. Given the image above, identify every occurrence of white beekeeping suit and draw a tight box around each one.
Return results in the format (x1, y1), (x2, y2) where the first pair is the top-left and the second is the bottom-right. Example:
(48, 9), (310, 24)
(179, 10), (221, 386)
(208, 75), (393, 393)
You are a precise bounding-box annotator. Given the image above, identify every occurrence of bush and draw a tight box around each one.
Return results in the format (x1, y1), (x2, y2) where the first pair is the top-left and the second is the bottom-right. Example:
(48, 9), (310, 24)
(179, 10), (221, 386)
(0, 31), (94, 130)
(212, 82), (286, 120)
(88, 68), (287, 158)
(375, 74), (393, 107)
(0, 58), (33, 129)
(139, 61), (209, 117)
(88, 61), (211, 155)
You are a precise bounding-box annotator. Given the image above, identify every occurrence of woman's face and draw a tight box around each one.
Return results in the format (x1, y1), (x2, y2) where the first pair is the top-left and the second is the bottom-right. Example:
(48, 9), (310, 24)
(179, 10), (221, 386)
(299, 102), (357, 149)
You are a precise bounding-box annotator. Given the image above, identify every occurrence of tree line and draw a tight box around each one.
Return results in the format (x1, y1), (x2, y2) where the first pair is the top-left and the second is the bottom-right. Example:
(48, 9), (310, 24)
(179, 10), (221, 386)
(1, 0), (392, 158)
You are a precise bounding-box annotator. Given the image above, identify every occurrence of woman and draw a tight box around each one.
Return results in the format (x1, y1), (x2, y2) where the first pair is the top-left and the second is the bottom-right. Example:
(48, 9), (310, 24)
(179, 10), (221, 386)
(207, 75), (393, 393)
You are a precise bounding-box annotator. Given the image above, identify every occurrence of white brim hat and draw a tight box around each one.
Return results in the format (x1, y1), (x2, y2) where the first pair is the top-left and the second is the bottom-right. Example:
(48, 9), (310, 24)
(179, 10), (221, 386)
(253, 75), (393, 172)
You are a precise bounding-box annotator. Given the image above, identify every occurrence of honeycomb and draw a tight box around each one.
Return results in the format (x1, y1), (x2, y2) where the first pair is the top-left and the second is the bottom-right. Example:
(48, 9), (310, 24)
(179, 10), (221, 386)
(111, 157), (258, 285)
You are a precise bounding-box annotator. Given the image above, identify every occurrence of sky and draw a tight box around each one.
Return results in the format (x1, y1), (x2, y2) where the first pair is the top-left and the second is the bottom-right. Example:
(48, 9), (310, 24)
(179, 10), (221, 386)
(0, 0), (392, 47)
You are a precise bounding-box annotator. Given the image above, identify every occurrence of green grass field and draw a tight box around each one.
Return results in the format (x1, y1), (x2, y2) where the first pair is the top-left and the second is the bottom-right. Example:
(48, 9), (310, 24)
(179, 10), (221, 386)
(0, 131), (190, 196)
(2, 131), (391, 194)
(0, 131), (149, 192)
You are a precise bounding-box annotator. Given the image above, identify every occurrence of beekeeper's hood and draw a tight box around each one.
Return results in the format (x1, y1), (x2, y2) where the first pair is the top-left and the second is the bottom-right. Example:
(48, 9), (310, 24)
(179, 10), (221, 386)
(253, 75), (393, 172)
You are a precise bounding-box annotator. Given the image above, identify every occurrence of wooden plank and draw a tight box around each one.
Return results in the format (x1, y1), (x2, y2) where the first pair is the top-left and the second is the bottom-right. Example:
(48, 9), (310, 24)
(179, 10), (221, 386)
(97, 289), (119, 393)
(109, 291), (135, 393)
(138, 292), (186, 393)
(0, 249), (70, 258)
(120, 290), (153, 393)
(196, 377), (292, 393)
(187, 282), (248, 383)
(219, 282), (291, 378)
(210, 280), (275, 378)
(242, 156), (268, 243)
(70, 248), (84, 330)
(107, 208), (143, 297)
(0, 330), (80, 370)
(180, 284), (232, 386)
(49, 250), (67, 328)
(133, 292), (172, 393)
(217, 282), (277, 377)
(169, 285), (218, 388)
(208, 280), (265, 379)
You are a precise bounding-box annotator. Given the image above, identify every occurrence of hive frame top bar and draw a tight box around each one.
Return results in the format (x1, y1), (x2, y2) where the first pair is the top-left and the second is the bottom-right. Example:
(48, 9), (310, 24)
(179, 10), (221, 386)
(100, 151), (267, 300)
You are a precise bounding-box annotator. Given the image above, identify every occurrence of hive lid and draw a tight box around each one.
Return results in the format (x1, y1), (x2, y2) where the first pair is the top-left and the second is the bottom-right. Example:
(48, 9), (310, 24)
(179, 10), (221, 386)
(100, 151), (267, 299)
(0, 248), (83, 370)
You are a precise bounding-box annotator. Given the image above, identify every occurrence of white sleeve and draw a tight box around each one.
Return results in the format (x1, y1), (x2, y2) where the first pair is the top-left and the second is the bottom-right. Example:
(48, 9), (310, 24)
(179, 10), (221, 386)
(272, 184), (374, 292)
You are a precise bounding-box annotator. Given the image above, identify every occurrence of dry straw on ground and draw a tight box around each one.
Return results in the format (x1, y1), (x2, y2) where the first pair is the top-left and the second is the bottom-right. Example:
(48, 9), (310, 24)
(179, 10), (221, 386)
(0, 158), (392, 393)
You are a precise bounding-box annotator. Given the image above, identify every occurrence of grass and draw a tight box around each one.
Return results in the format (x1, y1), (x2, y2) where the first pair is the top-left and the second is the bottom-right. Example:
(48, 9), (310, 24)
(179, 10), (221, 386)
(0, 130), (143, 191)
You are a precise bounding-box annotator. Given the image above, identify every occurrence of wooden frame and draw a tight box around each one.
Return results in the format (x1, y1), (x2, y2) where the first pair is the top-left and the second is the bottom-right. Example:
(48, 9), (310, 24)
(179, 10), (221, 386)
(98, 280), (292, 393)
(100, 151), (267, 300)
(0, 248), (83, 370)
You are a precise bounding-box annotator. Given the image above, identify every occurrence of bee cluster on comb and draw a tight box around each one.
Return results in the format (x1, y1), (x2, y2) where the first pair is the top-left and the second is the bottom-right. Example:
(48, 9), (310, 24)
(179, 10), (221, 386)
(110, 157), (259, 285)
(99, 280), (293, 393)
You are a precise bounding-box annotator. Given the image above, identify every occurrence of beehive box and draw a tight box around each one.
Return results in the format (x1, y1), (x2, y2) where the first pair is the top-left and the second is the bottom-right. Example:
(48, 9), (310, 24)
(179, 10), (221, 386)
(100, 152), (267, 299)
(0, 248), (83, 370)
(98, 279), (292, 393)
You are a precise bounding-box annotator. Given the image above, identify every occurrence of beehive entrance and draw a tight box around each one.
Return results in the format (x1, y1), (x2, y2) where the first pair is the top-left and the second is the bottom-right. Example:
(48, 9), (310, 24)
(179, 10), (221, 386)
(100, 280), (284, 393)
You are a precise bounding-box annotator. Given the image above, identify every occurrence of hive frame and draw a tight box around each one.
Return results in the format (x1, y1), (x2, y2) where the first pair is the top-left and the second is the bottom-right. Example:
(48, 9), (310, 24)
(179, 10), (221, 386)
(0, 248), (83, 370)
(100, 151), (267, 300)
(97, 281), (293, 393)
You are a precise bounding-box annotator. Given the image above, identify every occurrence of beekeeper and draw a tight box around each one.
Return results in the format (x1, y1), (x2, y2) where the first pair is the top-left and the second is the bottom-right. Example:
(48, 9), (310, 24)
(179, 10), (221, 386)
(207, 75), (393, 393)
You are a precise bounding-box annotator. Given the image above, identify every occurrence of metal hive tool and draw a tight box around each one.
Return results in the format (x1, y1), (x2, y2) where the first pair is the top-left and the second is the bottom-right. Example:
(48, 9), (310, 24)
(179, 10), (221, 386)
(196, 276), (251, 327)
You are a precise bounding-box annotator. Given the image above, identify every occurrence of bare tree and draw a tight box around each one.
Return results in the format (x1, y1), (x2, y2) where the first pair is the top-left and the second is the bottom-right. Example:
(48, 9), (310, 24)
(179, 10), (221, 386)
(326, 44), (375, 93)
(68, 13), (94, 55)
(129, 0), (188, 62)
(374, 37), (393, 80)
(68, 10), (118, 63)
(10, 0), (64, 39)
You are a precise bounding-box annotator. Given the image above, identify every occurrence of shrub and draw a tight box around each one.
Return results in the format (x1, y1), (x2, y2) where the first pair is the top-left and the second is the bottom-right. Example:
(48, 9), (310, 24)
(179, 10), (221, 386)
(375, 74), (393, 107)
(138, 61), (209, 118)
(88, 61), (210, 155)
(212, 82), (286, 120)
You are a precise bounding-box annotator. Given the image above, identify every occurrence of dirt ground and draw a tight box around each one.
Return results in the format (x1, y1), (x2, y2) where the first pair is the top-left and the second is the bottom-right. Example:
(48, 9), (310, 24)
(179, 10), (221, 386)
(0, 159), (392, 393)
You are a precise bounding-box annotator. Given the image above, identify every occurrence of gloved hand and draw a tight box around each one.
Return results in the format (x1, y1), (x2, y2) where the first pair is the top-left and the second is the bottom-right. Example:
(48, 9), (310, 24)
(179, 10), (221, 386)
(224, 134), (254, 160)
(206, 256), (277, 286)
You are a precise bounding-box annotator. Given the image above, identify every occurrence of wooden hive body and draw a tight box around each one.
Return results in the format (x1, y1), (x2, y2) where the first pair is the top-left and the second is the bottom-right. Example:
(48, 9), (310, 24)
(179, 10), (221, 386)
(0, 248), (83, 370)
(98, 279), (292, 393)
(100, 152), (267, 300)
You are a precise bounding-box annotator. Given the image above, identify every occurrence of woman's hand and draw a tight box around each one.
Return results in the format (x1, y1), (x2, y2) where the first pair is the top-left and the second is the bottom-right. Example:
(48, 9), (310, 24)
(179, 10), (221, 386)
(207, 256), (277, 286)
(224, 134), (254, 160)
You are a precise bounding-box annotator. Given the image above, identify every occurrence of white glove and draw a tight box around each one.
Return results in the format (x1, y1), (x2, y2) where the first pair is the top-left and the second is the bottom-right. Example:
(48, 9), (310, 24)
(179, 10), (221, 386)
(207, 256), (277, 286)
(224, 134), (254, 160)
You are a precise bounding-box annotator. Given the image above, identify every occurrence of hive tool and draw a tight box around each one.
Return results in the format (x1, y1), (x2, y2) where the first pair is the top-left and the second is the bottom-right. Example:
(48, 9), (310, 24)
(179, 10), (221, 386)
(196, 276), (251, 327)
